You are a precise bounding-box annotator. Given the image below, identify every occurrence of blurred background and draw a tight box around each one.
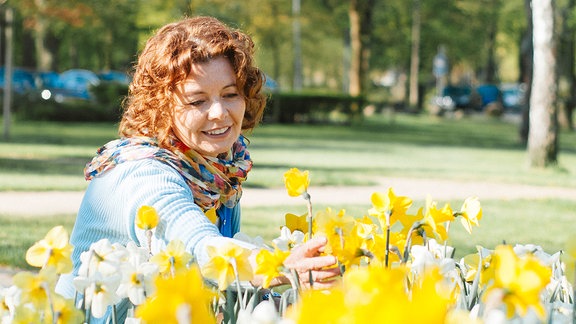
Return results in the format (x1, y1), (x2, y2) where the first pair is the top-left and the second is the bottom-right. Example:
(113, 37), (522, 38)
(1, 0), (570, 123)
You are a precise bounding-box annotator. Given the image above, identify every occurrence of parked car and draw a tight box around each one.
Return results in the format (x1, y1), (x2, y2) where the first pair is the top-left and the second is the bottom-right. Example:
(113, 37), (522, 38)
(98, 70), (130, 85)
(500, 83), (526, 113)
(432, 85), (472, 112)
(39, 69), (100, 102)
(0, 67), (36, 94)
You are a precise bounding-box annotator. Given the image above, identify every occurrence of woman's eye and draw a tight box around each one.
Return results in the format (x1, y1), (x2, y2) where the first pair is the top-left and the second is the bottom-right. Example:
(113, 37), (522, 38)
(187, 100), (205, 107)
(224, 92), (239, 99)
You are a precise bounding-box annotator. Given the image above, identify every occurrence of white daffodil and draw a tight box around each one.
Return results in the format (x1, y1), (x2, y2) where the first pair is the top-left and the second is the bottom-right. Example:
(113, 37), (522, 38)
(272, 227), (305, 251)
(237, 300), (283, 324)
(73, 272), (122, 319)
(410, 241), (456, 280)
(78, 239), (128, 277)
(116, 261), (159, 305)
(125, 241), (151, 267)
(427, 238), (455, 259)
(0, 285), (20, 321)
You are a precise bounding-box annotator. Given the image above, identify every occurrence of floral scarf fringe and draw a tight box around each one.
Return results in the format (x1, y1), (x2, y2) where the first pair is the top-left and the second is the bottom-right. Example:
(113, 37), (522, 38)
(84, 136), (252, 211)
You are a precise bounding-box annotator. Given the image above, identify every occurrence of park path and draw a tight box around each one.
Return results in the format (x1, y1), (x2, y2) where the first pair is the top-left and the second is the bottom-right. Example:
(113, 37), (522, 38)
(1, 176), (575, 286)
(0, 177), (575, 216)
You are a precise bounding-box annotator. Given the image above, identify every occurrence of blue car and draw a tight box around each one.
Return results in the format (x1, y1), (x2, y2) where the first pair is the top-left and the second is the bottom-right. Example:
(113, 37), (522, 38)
(0, 67), (36, 94)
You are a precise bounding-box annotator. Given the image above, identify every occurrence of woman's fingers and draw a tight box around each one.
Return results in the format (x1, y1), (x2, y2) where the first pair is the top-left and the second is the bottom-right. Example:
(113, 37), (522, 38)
(287, 255), (337, 272)
(299, 268), (342, 289)
(287, 236), (328, 260)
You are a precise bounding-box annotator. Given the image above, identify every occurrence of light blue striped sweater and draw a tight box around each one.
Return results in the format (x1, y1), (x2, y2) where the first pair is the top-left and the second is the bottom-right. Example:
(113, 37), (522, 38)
(56, 158), (254, 323)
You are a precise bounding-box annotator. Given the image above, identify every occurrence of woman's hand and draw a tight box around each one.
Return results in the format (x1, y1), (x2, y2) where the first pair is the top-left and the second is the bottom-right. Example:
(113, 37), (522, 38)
(284, 236), (341, 289)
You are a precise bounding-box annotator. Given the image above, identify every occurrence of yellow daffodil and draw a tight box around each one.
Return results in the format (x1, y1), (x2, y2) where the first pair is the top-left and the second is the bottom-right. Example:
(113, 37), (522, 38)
(342, 265), (410, 323)
(136, 266), (216, 324)
(12, 304), (39, 324)
(13, 267), (58, 309)
(204, 207), (218, 224)
(409, 267), (452, 323)
(420, 199), (453, 242)
(149, 239), (192, 276)
(25, 225), (73, 274)
(563, 237), (576, 283)
(368, 188), (413, 228)
(353, 216), (378, 240)
(371, 232), (404, 265)
(135, 205), (160, 230)
(313, 208), (355, 256)
(254, 248), (290, 288)
(457, 197), (482, 234)
(337, 231), (370, 269)
(285, 212), (309, 233)
(283, 168), (310, 197)
(462, 248), (493, 285)
(285, 288), (346, 324)
(50, 295), (85, 324)
(201, 242), (253, 291)
(483, 245), (552, 319)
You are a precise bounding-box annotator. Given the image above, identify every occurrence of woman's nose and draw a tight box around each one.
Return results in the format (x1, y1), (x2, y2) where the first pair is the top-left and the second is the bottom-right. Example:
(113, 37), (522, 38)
(207, 100), (226, 119)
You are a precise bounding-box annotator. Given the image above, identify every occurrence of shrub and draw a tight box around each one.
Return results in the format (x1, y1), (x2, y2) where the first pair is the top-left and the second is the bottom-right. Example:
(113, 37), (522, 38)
(265, 92), (365, 124)
(13, 82), (127, 122)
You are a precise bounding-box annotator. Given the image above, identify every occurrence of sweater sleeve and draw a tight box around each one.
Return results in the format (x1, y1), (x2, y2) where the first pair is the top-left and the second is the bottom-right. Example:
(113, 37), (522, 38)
(66, 159), (254, 273)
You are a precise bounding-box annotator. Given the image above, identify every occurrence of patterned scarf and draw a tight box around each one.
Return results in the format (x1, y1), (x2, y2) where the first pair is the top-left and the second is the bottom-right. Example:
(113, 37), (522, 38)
(85, 136), (252, 211)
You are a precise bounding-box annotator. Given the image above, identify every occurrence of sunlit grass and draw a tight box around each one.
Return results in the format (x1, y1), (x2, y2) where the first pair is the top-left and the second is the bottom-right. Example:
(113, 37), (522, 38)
(1, 114), (575, 190)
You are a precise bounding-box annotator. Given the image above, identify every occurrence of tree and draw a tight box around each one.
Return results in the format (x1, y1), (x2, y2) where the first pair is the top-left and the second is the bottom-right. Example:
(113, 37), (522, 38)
(527, 0), (558, 167)
(407, 0), (421, 109)
(556, 0), (575, 131)
(348, 0), (375, 96)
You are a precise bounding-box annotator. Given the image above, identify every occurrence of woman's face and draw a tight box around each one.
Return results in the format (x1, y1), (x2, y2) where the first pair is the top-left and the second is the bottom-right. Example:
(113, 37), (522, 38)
(172, 56), (246, 157)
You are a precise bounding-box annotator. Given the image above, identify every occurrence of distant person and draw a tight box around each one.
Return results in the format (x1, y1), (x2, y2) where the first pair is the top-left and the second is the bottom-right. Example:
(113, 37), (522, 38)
(56, 16), (339, 322)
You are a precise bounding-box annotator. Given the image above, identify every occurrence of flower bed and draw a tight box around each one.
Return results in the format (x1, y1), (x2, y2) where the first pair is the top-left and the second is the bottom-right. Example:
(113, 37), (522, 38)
(0, 168), (574, 323)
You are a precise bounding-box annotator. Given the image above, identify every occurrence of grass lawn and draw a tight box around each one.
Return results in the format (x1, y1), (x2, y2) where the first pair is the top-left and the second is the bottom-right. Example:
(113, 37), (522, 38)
(0, 113), (575, 269)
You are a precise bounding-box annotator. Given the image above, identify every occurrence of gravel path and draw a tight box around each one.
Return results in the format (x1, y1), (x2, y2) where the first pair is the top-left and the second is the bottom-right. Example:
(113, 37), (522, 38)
(1, 177), (575, 286)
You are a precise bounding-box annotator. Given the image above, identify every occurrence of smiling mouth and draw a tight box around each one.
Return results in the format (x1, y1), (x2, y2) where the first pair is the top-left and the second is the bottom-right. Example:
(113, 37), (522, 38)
(204, 127), (230, 136)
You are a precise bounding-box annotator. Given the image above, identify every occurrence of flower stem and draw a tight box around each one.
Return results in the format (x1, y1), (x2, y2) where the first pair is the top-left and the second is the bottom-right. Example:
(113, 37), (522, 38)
(385, 210), (391, 267)
(304, 192), (314, 288)
(231, 258), (245, 310)
(146, 229), (153, 255)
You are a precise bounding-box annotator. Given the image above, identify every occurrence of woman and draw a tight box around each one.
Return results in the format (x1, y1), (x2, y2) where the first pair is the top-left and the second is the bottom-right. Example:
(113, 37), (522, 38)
(56, 16), (339, 321)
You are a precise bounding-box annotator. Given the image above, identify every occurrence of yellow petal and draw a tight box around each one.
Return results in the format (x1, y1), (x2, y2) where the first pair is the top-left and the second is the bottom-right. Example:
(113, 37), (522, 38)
(283, 168), (310, 197)
(204, 208), (218, 224)
(136, 205), (160, 230)
(44, 226), (70, 249)
(285, 212), (309, 233)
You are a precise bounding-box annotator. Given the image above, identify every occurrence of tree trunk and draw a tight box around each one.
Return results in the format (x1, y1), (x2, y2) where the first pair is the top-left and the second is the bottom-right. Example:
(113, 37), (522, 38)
(33, 0), (53, 71)
(519, 0), (533, 145)
(557, 0), (575, 131)
(527, 0), (558, 168)
(348, 0), (375, 97)
(408, 0), (421, 109)
(484, 1), (498, 84)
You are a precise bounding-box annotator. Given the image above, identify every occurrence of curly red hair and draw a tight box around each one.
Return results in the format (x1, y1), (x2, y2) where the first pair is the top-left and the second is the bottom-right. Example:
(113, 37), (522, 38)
(119, 16), (266, 149)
